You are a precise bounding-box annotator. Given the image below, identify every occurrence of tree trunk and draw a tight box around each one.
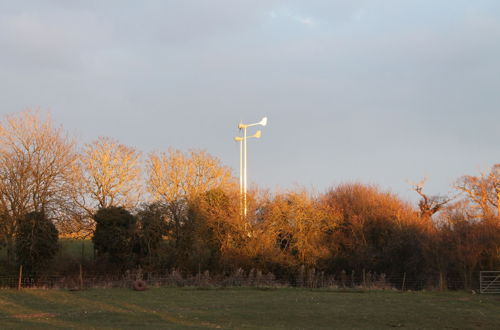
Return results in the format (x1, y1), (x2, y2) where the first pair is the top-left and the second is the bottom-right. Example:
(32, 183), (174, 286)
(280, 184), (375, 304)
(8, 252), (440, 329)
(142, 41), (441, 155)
(6, 236), (15, 264)
(497, 190), (500, 219)
(439, 271), (447, 291)
(463, 265), (468, 290)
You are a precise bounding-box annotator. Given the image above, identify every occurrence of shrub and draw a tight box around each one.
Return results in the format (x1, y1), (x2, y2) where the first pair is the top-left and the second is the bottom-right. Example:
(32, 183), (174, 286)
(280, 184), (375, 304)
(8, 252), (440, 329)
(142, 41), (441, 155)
(92, 207), (136, 267)
(15, 212), (59, 274)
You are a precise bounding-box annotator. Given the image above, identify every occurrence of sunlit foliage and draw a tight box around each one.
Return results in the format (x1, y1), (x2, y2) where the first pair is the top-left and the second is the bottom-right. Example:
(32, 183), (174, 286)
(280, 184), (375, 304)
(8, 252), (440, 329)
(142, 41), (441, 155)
(0, 110), (499, 290)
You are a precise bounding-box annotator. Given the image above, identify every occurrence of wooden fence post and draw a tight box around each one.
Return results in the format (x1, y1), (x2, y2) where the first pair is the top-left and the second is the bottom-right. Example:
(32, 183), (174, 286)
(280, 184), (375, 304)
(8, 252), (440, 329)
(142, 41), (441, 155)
(17, 265), (23, 290)
(79, 264), (84, 290)
(401, 272), (406, 292)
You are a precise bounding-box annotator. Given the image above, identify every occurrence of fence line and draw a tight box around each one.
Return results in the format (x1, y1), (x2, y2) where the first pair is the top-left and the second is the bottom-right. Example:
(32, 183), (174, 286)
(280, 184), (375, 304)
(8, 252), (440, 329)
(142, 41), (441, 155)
(0, 267), (488, 291)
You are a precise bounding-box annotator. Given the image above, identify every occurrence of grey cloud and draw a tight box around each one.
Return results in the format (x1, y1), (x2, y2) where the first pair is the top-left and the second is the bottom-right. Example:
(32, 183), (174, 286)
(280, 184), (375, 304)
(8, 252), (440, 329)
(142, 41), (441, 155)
(0, 1), (499, 200)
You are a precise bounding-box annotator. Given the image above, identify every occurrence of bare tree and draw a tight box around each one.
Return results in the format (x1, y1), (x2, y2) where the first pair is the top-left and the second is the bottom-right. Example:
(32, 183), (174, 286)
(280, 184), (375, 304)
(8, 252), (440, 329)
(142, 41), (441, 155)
(0, 110), (77, 259)
(410, 178), (452, 220)
(147, 149), (233, 201)
(488, 164), (500, 218)
(146, 149), (235, 245)
(455, 168), (498, 219)
(77, 136), (142, 212)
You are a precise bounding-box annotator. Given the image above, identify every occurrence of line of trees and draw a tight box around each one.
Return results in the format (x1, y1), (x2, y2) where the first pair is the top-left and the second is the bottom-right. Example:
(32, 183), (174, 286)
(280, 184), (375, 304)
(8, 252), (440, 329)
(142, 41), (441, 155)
(0, 110), (499, 289)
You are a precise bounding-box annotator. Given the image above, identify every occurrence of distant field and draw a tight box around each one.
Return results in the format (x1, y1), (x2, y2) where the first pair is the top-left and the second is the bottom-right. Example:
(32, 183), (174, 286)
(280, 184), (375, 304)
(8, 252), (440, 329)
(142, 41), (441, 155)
(57, 239), (94, 261)
(0, 239), (94, 262)
(0, 288), (499, 329)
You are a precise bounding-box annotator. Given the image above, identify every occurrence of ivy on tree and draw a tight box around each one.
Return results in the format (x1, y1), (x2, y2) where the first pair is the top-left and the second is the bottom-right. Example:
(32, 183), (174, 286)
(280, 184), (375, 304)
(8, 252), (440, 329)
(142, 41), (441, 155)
(92, 206), (137, 267)
(15, 212), (59, 273)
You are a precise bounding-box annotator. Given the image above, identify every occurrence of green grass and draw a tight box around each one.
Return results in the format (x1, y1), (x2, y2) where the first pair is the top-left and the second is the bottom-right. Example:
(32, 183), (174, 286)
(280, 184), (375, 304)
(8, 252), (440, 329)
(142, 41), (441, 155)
(57, 239), (94, 261)
(0, 288), (499, 329)
(0, 239), (94, 263)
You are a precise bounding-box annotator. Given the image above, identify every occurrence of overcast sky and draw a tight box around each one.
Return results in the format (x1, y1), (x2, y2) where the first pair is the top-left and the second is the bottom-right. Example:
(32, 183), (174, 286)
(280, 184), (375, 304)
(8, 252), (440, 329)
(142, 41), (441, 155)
(1, 0), (500, 202)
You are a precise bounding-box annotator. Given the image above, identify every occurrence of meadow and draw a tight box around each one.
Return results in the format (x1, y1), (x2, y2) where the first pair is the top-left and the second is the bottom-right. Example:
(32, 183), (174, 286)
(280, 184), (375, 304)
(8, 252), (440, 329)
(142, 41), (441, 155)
(0, 288), (499, 329)
(0, 239), (94, 262)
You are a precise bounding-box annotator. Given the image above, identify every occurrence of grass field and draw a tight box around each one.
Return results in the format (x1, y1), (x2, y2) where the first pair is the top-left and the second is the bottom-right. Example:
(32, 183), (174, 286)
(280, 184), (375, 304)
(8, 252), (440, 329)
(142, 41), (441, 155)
(0, 288), (499, 329)
(56, 239), (94, 261)
(0, 239), (95, 263)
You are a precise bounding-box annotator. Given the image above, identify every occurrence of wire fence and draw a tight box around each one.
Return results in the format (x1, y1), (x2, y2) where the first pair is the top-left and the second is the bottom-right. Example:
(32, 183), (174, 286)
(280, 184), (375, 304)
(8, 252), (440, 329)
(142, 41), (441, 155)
(0, 267), (487, 292)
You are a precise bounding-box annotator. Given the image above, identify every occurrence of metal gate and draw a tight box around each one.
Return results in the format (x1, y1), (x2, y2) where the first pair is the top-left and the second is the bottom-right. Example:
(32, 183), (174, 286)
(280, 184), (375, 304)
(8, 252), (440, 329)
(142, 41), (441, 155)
(480, 271), (500, 294)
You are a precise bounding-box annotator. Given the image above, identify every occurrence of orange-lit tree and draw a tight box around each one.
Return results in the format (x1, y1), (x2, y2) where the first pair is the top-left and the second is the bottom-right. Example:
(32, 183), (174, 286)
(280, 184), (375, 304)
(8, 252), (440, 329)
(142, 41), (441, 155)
(455, 167), (498, 219)
(322, 183), (428, 284)
(0, 111), (77, 261)
(146, 149), (235, 248)
(259, 190), (336, 268)
(81, 137), (142, 210)
(65, 137), (142, 238)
